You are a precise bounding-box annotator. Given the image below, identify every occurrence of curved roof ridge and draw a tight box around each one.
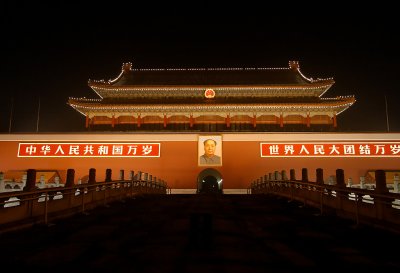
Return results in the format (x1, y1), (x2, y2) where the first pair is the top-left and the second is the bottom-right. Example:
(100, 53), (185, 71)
(289, 61), (334, 83)
(89, 62), (296, 85)
(108, 62), (133, 84)
(88, 60), (326, 87)
(134, 67), (290, 71)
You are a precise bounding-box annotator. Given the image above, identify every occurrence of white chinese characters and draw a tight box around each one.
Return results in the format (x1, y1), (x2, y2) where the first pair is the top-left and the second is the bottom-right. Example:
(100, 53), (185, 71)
(261, 143), (400, 157)
(19, 143), (160, 157)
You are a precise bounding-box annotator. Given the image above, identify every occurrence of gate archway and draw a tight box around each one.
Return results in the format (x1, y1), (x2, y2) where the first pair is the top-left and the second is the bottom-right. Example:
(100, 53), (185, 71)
(197, 168), (223, 194)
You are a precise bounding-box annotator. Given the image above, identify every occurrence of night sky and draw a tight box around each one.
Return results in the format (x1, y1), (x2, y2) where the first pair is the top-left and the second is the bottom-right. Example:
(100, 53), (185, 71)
(1, 2), (398, 133)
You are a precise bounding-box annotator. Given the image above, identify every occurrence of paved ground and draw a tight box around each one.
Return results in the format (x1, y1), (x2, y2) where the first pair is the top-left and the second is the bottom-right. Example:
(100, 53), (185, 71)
(0, 194), (399, 273)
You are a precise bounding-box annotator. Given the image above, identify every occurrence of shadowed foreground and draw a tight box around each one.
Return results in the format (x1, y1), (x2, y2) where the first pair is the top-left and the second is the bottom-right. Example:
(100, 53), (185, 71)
(0, 194), (399, 273)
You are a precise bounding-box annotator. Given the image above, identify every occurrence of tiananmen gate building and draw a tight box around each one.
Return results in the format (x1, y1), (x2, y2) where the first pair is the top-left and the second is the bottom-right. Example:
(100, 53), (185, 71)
(1, 61), (399, 193)
(68, 61), (355, 132)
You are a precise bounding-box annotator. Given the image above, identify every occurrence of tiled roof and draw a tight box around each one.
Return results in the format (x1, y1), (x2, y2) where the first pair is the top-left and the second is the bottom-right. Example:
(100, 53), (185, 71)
(112, 69), (309, 86)
(89, 62), (329, 87)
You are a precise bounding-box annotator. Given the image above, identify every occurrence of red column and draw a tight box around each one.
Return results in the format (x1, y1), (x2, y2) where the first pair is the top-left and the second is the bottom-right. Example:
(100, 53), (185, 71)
(190, 114), (194, 128)
(226, 114), (230, 128)
(137, 114), (141, 128)
(111, 115), (115, 128)
(306, 113), (310, 128)
(333, 114), (337, 128)
(280, 114), (284, 128)
(163, 114), (167, 128)
(253, 114), (256, 128)
(85, 115), (89, 128)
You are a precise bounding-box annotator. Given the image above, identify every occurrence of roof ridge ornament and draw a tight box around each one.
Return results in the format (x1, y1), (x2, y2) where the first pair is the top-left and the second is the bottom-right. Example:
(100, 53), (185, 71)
(288, 61), (300, 70)
(122, 62), (133, 73)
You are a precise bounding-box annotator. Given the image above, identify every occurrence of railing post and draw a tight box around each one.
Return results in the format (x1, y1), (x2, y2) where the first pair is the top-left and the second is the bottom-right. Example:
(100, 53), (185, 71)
(290, 169), (296, 181)
(23, 169), (37, 192)
(262, 174), (267, 193)
(65, 169), (75, 188)
(375, 170), (386, 218)
(81, 184), (85, 214)
(23, 169), (37, 218)
(104, 168), (113, 201)
(153, 176), (157, 192)
(316, 168), (324, 185)
(0, 172), (5, 192)
(299, 168), (309, 206)
(316, 168), (324, 215)
(301, 168), (308, 182)
(148, 173), (152, 192)
(281, 170), (287, 181)
(354, 191), (360, 226)
(21, 173), (27, 189)
(82, 168), (96, 214)
(274, 171), (279, 181)
(130, 170), (135, 197)
(347, 178), (353, 187)
(328, 175), (335, 185)
(39, 175), (45, 189)
(44, 192), (49, 225)
(144, 173), (148, 193)
(268, 173), (273, 193)
(375, 170), (388, 194)
(137, 171), (142, 193)
(65, 169), (75, 208)
(117, 170), (124, 201)
(105, 169), (112, 182)
(88, 168), (96, 184)
(158, 178), (163, 193)
(336, 169), (345, 188)
(335, 169), (346, 210)
(394, 174), (400, 193)
(55, 176), (60, 187)
(359, 176), (366, 189)
(289, 169), (296, 199)
(375, 170), (392, 220)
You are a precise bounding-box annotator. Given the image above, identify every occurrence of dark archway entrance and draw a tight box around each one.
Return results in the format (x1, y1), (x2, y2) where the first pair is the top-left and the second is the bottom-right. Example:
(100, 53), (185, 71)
(197, 168), (223, 194)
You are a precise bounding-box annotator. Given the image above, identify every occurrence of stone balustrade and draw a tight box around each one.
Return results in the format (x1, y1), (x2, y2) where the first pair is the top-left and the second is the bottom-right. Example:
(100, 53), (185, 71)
(0, 168), (170, 232)
(249, 168), (400, 232)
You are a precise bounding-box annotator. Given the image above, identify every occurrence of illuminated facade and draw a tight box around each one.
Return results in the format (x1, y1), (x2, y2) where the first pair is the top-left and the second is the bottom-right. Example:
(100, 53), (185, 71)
(68, 61), (355, 131)
(2, 133), (400, 190)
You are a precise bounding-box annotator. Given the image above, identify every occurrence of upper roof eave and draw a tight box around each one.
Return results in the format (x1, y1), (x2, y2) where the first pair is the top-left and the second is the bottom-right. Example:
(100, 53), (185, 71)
(88, 80), (335, 90)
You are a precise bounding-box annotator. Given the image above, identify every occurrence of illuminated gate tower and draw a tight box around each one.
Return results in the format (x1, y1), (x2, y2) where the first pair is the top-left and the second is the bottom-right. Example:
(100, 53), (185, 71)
(68, 61), (355, 131)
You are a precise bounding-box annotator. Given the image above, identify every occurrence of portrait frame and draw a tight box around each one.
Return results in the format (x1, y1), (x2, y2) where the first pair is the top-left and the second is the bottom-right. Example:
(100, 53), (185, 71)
(198, 135), (223, 166)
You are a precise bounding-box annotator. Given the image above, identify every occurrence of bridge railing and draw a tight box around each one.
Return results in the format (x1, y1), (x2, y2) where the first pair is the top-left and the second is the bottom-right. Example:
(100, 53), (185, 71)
(249, 169), (400, 232)
(0, 168), (169, 232)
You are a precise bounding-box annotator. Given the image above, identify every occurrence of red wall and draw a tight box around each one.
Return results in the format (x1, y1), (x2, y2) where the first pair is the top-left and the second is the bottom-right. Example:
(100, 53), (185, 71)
(1, 133), (400, 189)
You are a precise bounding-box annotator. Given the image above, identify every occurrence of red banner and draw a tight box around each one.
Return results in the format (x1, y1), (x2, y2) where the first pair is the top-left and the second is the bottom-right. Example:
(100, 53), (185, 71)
(18, 143), (160, 157)
(260, 142), (400, 157)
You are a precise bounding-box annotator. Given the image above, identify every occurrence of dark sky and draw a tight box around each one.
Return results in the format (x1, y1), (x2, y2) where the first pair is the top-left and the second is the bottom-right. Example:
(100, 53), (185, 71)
(1, 1), (399, 133)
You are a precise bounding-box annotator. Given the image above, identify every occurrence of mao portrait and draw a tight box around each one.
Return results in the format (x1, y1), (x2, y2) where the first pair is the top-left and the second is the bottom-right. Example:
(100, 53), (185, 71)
(198, 135), (222, 166)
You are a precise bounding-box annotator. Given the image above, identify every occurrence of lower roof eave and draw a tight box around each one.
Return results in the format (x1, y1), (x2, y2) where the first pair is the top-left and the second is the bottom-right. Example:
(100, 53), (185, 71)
(75, 108), (350, 119)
